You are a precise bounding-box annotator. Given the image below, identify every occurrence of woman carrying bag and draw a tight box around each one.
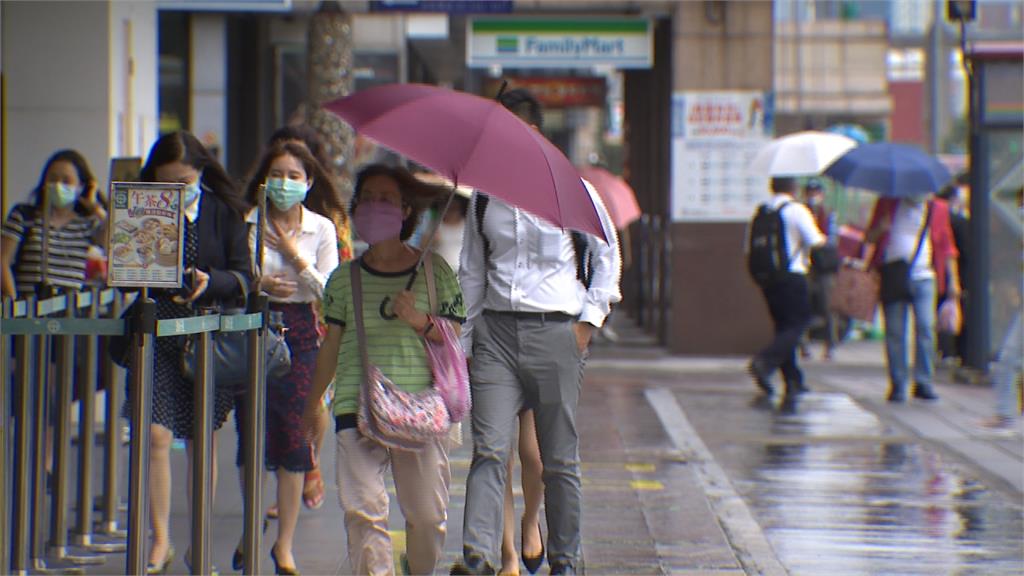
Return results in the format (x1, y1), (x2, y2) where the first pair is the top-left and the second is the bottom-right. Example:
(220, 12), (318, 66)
(233, 141), (339, 575)
(301, 164), (464, 575)
(127, 131), (251, 574)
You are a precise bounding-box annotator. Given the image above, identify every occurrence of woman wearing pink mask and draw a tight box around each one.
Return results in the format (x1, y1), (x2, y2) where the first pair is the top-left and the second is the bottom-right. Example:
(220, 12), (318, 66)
(233, 141), (340, 575)
(301, 163), (464, 575)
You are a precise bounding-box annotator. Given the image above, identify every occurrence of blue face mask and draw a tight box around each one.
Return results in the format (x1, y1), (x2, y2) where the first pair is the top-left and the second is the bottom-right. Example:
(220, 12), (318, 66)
(183, 178), (202, 205)
(47, 182), (80, 208)
(265, 178), (309, 211)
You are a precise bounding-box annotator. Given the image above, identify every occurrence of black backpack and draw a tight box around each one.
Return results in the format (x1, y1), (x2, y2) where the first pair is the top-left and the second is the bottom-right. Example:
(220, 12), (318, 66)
(474, 194), (593, 289)
(747, 201), (790, 287)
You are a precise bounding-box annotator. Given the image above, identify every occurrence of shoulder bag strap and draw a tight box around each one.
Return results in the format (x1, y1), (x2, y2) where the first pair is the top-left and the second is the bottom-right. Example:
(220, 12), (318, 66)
(349, 261), (372, 390)
(909, 202), (933, 266)
(423, 251), (438, 315)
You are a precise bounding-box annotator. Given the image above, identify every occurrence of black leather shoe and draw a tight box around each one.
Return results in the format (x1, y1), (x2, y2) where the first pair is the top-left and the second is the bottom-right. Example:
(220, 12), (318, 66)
(270, 545), (300, 575)
(913, 386), (939, 401)
(521, 519), (545, 574)
(887, 389), (907, 403)
(549, 562), (576, 575)
(748, 359), (774, 396)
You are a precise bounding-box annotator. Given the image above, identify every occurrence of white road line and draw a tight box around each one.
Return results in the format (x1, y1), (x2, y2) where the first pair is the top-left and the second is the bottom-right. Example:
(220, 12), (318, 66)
(645, 387), (789, 576)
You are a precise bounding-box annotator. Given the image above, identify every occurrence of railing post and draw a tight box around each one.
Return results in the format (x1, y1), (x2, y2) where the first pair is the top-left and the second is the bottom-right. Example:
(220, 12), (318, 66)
(0, 298), (11, 575)
(72, 287), (126, 553)
(242, 295), (268, 575)
(126, 294), (156, 576)
(48, 290), (105, 566)
(10, 297), (35, 576)
(28, 289), (84, 574)
(99, 293), (128, 539)
(191, 313), (216, 575)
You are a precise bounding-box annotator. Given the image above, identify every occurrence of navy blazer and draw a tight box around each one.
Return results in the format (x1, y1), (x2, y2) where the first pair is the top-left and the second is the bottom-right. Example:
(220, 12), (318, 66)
(191, 192), (251, 305)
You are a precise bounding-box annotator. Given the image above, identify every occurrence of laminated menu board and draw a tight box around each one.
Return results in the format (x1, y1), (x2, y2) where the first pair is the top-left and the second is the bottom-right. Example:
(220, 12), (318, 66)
(107, 182), (185, 288)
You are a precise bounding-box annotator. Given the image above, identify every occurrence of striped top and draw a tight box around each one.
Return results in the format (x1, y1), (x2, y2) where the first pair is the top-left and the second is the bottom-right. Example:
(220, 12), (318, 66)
(321, 255), (465, 416)
(2, 204), (100, 294)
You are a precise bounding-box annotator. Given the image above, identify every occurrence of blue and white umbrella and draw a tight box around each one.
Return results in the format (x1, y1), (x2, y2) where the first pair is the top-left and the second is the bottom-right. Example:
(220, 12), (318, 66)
(824, 142), (952, 197)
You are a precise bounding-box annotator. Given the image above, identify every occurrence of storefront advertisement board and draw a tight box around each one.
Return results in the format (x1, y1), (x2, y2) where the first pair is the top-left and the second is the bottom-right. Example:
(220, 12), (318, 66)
(670, 91), (774, 222)
(467, 17), (652, 69)
(107, 182), (185, 288)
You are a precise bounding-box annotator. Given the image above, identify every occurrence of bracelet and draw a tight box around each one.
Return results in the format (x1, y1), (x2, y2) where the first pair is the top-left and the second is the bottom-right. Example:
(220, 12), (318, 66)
(420, 319), (435, 337)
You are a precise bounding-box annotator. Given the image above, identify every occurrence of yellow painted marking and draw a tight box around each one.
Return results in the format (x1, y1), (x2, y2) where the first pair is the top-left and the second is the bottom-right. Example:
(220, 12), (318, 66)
(629, 479), (664, 491)
(390, 530), (407, 572)
(625, 463), (656, 473)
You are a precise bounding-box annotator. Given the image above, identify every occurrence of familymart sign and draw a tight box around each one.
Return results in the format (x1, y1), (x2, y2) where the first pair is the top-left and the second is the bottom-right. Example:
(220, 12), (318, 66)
(467, 18), (653, 69)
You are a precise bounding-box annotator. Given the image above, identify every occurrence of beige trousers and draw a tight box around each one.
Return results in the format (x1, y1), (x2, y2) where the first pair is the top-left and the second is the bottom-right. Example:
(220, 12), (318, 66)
(335, 429), (451, 576)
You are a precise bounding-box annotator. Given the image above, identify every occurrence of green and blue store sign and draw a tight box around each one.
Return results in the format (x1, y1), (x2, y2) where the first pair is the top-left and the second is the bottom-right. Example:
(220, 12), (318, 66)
(467, 17), (653, 69)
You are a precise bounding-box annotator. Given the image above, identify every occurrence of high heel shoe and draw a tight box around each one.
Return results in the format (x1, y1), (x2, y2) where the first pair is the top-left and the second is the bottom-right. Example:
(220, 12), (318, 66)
(233, 517), (271, 570)
(145, 544), (175, 575)
(521, 519), (545, 574)
(271, 545), (301, 575)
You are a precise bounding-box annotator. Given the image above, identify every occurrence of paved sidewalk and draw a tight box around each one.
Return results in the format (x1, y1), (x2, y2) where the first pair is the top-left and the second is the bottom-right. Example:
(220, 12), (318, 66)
(68, 315), (1021, 575)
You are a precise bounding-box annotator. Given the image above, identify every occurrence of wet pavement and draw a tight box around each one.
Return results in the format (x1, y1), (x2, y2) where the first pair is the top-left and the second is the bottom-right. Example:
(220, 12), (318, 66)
(56, 318), (1024, 574)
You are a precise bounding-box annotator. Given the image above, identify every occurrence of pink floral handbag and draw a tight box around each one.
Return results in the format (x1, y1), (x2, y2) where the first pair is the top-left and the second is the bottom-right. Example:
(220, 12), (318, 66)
(350, 261), (450, 451)
(423, 255), (471, 423)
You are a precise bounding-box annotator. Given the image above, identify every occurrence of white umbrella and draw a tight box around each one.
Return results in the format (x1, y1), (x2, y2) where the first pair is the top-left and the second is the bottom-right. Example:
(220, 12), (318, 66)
(751, 131), (858, 176)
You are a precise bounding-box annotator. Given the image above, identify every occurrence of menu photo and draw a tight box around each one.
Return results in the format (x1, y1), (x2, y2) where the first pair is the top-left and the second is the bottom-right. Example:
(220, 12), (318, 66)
(107, 182), (185, 288)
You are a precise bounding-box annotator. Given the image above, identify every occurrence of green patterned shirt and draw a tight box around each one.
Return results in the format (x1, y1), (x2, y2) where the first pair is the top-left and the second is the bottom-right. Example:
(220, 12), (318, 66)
(321, 253), (465, 417)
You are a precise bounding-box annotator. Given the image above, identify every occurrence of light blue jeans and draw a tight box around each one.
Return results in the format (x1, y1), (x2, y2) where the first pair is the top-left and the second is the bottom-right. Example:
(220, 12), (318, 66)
(992, 311), (1022, 420)
(883, 277), (937, 394)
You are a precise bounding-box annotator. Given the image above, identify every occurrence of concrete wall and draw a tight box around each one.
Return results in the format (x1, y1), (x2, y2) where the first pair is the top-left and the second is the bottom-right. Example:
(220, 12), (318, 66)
(2, 0), (157, 211)
(669, 0), (775, 355)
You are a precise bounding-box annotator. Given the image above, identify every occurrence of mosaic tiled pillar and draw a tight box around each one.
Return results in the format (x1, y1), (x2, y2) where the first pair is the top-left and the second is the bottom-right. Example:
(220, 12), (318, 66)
(307, 1), (355, 198)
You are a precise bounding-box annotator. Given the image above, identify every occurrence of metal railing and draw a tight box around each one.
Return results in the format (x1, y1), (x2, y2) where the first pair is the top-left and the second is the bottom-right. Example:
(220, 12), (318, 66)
(1, 286), (270, 575)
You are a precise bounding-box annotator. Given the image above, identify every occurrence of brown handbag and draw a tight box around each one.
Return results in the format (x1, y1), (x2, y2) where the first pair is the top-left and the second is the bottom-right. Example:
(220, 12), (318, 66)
(831, 261), (880, 322)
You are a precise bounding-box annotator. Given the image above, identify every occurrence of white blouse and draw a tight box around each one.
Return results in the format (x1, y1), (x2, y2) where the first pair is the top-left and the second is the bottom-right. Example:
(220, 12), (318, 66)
(246, 206), (339, 303)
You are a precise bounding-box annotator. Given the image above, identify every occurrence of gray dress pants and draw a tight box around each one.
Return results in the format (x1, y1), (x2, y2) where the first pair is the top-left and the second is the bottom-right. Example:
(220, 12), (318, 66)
(461, 311), (586, 568)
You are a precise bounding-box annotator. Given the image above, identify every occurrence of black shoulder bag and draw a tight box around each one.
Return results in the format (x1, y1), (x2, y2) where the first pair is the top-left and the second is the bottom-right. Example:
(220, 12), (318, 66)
(879, 203), (931, 305)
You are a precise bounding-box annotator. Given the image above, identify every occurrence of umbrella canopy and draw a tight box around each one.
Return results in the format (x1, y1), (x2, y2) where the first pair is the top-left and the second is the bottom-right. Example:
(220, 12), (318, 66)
(578, 165), (641, 230)
(824, 142), (952, 197)
(750, 131), (858, 176)
(826, 123), (871, 145)
(324, 83), (605, 240)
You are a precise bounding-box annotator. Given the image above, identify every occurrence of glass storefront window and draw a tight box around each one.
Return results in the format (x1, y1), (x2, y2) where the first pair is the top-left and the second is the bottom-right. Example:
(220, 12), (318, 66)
(986, 129), (1023, 351)
(158, 12), (191, 135)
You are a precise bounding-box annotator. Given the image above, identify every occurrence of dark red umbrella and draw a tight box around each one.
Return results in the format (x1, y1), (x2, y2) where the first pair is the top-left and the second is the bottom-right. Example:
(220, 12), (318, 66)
(324, 83), (606, 241)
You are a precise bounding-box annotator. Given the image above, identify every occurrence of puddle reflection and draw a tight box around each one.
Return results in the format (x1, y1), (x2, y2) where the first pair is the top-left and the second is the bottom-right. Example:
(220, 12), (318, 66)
(738, 396), (1024, 575)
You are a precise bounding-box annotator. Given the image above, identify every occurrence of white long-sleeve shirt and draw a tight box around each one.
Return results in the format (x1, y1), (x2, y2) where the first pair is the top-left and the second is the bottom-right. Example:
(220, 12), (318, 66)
(246, 206), (339, 303)
(459, 180), (622, 352)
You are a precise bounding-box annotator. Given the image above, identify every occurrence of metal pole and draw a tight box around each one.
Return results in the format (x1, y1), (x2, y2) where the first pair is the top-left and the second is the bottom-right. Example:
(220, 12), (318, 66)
(191, 320), (215, 575)
(242, 294), (267, 575)
(10, 297), (35, 576)
(48, 289), (104, 565)
(99, 293), (128, 539)
(126, 293), (155, 576)
(28, 288), (84, 574)
(1, 298), (11, 575)
(72, 288), (125, 553)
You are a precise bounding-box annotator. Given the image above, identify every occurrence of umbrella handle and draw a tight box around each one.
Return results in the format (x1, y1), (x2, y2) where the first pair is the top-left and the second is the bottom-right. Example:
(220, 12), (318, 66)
(494, 80), (508, 101)
(404, 181), (459, 292)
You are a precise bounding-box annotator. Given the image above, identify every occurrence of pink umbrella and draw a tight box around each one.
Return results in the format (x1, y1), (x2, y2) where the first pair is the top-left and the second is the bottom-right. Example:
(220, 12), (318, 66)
(578, 165), (641, 230)
(323, 83), (606, 241)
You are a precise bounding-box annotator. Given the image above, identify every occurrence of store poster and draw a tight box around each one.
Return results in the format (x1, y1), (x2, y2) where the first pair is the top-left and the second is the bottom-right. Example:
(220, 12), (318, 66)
(670, 91), (773, 222)
(107, 182), (185, 288)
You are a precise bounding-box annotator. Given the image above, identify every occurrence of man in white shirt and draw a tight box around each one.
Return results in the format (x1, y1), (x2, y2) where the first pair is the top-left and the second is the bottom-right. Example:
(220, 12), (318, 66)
(452, 89), (621, 576)
(749, 177), (827, 402)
